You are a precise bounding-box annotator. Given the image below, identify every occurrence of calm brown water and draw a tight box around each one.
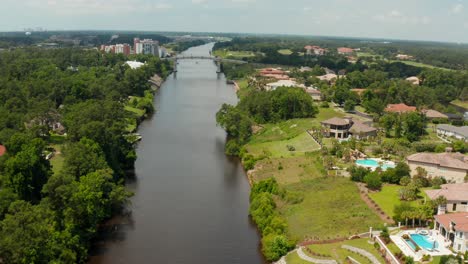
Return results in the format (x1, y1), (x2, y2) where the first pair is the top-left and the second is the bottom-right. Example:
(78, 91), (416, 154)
(88, 43), (264, 264)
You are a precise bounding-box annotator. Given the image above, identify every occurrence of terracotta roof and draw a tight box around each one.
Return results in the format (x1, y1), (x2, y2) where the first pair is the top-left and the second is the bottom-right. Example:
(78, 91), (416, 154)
(425, 183), (468, 201)
(321, 117), (351, 126)
(0, 145), (5, 157)
(337, 47), (354, 53)
(434, 212), (468, 232)
(422, 109), (448, 119)
(407, 152), (468, 171)
(384, 103), (416, 113)
(349, 121), (377, 134)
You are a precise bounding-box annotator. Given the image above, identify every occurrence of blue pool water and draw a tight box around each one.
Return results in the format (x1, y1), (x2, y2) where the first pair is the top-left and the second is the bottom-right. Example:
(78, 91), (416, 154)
(410, 234), (438, 250)
(355, 159), (395, 170)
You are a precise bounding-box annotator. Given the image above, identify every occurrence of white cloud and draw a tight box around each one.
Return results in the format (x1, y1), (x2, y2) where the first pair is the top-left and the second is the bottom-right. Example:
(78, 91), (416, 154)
(192, 0), (207, 4)
(452, 3), (464, 14)
(24, 0), (171, 15)
(372, 10), (430, 25)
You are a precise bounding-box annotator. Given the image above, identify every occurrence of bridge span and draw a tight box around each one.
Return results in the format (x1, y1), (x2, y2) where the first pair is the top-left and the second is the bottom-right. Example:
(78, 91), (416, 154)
(165, 55), (247, 73)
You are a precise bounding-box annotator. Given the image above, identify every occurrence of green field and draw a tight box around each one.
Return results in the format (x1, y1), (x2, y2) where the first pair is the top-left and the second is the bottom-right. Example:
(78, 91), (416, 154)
(49, 144), (65, 175)
(250, 154), (326, 185)
(368, 184), (429, 216)
(279, 177), (383, 241)
(246, 132), (320, 158)
(357, 52), (383, 59)
(305, 238), (386, 264)
(213, 49), (256, 58)
(249, 108), (343, 144)
(389, 60), (452, 71)
(450, 99), (468, 110)
(278, 49), (293, 55)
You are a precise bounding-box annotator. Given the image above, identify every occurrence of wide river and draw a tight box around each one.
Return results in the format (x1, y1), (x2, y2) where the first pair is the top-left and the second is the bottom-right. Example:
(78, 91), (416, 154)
(89, 43), (264, 263)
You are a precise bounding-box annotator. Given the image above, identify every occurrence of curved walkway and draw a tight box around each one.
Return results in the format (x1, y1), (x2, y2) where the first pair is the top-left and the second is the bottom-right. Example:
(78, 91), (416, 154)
(341, 245), (382, 264)
(297, 247), (338, 264)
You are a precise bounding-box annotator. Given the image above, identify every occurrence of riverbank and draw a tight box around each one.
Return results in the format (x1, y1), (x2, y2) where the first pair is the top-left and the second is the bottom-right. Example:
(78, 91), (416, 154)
(225, 80), (384, 263)
(88, 43), (264, 264)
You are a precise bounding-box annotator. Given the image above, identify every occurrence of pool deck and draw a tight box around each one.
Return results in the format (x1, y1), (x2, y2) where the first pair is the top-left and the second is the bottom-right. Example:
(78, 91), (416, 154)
(390, 230), (453, 261)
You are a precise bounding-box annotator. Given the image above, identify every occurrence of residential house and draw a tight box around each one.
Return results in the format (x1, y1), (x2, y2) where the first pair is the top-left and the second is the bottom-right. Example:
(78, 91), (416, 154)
(406, 152), (468, 183)
(384, 103), (417, 113)
(265, 79), (300, 91)
(434, 212), (468, 253)
(321, 117), (377, 139)
(425, 183), (468, 213)
(396, 54), (413, 60)
(317, 73), (338, 84)
(337, 47), (354, 55)
(0, 145), (5, 157)
(406, 76), (420, 85)
(422, 109), (448, 120)
(304, 45), (326, 56)
(437, 124), (468, 142)
(259, 68), (289, 80)
(305, 87), (322, 101)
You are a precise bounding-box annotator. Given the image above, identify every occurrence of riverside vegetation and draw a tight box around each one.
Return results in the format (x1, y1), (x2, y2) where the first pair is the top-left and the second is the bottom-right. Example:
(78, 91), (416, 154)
(0, 47), (171, 263)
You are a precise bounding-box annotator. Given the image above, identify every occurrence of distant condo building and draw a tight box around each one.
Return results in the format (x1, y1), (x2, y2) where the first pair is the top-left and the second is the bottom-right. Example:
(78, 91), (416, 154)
(100, 44), (131, 56)
(133, 38), (160, 57)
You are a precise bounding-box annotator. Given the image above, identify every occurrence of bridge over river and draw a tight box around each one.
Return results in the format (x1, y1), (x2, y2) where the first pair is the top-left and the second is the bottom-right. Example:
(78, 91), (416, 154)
(165, 55), (247, 73)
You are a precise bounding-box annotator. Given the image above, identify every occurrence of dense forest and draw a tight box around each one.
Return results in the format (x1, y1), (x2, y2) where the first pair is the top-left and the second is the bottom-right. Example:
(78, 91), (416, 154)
(0, 47), (171, 263)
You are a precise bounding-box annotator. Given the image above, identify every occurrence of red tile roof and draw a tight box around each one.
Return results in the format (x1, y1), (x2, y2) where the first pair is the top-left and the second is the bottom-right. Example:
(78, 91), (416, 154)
(337, 47), (354, 54)
(435, 212), (468, 232)
(384, 103), (417, 113)
(0, 145), (6, 157)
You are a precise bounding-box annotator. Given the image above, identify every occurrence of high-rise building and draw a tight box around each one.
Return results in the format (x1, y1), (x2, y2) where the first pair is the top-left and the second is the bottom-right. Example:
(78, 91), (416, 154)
(134, 39), (160, 57)
(115, 44), (131, 56)
(100, 44), (131, 56)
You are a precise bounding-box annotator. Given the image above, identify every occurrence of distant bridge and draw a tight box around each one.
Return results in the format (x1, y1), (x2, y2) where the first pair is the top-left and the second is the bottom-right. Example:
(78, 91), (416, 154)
(165, 55), (247, 73)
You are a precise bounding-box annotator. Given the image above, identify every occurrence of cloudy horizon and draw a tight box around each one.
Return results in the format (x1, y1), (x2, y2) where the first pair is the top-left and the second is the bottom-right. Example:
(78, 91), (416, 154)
(2, 0), (468, 43)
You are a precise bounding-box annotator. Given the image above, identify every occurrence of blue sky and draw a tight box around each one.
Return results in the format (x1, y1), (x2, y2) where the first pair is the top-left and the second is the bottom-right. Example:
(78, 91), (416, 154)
(3, 0), (468, 43)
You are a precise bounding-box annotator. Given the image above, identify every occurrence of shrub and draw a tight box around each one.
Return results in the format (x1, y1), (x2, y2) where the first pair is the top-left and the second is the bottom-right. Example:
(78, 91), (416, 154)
(320, 101), (330, 108)
(405, 256), (414, 264)
(364, 171), (382, 190)
(422, 255), (430, 262)
(348, 166), (369, 182)
(399, 176), (411, 186)
(261, 234), (294, 262)
(286, 145), (295, 151)
(381, 226), (390, 243)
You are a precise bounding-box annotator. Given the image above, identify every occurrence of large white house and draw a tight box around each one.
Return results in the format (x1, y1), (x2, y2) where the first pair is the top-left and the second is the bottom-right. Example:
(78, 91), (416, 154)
(406, 152), (468, 183)
(437, 124), (468, 142)
(425, 183), (468, 213)
(434, 212), (468, 253)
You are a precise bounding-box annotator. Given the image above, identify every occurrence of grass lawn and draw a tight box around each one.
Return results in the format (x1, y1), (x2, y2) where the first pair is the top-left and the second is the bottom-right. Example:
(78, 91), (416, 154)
(388, 60), (452, 71)
(124, 105), (145, 118)
(357, 52), (383, 59)
(250, 153), (326, 185)
(246, 132), (320, 158)
(285, 251), (310, 264)
(49, 144), (65, 175)
(304, 238), (386, 264)
(278, 49), (293, 55)
(213, 49), (256, 58)
(368, 184), (429, 217)
(249, 108), (343, 144)
(450, 99), (468, 110)
(279, 177), (383, 241)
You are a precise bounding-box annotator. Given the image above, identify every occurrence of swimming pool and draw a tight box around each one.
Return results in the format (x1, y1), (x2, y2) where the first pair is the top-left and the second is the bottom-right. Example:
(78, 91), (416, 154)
(355, 158), (395, 170)
(410, 234), (438, 250)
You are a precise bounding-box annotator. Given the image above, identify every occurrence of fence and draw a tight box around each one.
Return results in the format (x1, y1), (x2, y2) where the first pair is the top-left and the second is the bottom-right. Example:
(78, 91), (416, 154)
(375, 236), (401, 264)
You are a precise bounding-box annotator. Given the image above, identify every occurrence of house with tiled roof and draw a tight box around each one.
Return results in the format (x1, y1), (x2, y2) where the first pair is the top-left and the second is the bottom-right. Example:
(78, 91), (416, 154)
(434, 212), (468, 253)
(337, 47), (354, 55)
(384, 103), (417, 113)
(406, 152), (468, 183)
(321, 117), (376, 139)
(437, 124), (468, 142)
(422, 109), (448, 120)
(425, 183), (468, 213)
